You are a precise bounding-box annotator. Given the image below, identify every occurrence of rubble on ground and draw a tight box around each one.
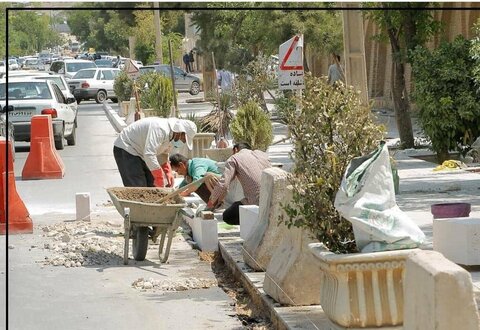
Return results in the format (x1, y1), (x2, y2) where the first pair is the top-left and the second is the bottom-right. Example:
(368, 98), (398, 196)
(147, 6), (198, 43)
(131, 277), (217, 291)
(41, 220), (124, 267)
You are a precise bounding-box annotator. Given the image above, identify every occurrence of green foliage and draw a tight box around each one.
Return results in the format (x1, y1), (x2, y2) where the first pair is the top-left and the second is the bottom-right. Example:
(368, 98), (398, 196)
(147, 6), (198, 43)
(471, 20), (480, 91)
(410, 35), (480, 162)
(192, 5), (342, 72)
(230, 101), (273, 151)
(8, 9), (64, 55)
(67, 6), (183, 58)
(200, 93), (235, 140)
(137, 72), (174, 118)
(113, 71), (133, 102)
(282, 74), (385, 254)
(182, 113), (209, 133)
(235, 54), (277, 111)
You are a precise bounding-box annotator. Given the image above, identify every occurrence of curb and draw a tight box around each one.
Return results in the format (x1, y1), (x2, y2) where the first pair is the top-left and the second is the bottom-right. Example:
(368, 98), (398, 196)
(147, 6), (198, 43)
(218, 235), (330, 329)
(102, 102), (126, 133)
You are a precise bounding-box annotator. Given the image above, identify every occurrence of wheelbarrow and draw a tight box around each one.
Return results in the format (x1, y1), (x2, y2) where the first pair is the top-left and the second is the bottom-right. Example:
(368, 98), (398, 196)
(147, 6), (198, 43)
(106, 187), (187, 265)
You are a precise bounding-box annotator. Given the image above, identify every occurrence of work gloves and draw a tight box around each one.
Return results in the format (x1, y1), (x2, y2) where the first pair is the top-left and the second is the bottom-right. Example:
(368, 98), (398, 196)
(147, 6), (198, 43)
(151, 163), (174, 188)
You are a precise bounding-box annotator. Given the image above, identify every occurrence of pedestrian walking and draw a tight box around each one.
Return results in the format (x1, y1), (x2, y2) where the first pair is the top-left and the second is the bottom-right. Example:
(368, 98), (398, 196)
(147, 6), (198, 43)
(183, 52), (191, 73)
(327, 53), (346, 86)
(113, 117), (197, 188)
(189, 50), (195, 72)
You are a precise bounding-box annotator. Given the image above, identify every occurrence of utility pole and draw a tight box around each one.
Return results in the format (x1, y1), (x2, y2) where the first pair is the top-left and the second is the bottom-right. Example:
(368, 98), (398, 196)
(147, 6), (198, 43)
(153, 2), (163, 63)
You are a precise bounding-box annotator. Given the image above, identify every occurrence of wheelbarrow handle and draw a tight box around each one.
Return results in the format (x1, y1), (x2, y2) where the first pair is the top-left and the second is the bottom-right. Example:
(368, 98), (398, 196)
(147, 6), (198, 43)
(156, 177), (206, 204)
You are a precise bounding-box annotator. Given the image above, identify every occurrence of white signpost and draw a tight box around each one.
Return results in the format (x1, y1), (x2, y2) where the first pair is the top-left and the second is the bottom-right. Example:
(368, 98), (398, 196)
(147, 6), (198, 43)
(278, 35), (305, 90)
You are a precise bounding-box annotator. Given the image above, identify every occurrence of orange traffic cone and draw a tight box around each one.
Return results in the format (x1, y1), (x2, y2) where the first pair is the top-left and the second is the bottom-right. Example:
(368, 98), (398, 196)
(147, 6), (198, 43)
(0, 140), (32, 234)
(22, 115), (65, 180)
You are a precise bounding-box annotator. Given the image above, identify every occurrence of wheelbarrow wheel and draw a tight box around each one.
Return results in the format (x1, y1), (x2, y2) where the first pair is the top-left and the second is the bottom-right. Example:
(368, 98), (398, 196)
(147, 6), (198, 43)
(132, 226), (149, 261)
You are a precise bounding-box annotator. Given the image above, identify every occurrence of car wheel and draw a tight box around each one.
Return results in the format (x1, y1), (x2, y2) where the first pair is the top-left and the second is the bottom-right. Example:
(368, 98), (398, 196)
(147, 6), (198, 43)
(66, 125), (76, 146)
(95, 90), (107, 103)
(54, 134), (64, 150)
(189, 81), (200, 95)
(132, 226), (149, 261)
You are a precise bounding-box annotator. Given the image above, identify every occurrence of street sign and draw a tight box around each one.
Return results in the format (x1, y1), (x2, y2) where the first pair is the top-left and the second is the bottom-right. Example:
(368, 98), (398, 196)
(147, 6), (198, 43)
(278, 35), (305, 90)
(124, 58), (140, 79)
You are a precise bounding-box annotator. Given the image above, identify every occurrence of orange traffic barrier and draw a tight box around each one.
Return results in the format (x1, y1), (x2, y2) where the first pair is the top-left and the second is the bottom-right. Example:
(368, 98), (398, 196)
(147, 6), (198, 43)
(22, 115), (65, 180)
(0, 140), (32, 234)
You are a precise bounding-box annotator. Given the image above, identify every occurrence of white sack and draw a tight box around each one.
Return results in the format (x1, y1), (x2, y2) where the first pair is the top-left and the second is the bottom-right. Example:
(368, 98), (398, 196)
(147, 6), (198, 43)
(334, 142), (425, 253)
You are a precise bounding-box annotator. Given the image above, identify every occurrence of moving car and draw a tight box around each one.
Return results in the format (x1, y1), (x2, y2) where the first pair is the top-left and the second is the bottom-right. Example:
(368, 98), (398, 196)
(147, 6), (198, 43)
(94, 59), (114, 68)
(50, 59), (97, 79)
(28, 74), (79, 125)
(0, 77), (77, 150)
(8, 70), (78, 120)
(139, 64), (201, 95)
(22, 58), (43, 70)
(68, 68), (120, 103)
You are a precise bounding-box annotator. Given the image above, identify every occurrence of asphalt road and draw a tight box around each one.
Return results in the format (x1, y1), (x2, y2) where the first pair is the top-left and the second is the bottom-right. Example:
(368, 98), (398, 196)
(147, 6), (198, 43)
(0, 100), (243, 330)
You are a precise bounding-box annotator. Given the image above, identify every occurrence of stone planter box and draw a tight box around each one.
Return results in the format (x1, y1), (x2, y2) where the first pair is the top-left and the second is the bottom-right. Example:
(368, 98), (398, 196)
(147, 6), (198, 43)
(309, 243), (418, 329)
(204, 148), (232, 162)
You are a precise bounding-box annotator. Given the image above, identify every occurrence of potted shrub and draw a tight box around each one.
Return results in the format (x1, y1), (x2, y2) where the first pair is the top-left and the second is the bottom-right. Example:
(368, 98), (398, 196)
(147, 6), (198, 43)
(200, 93), (235, 162)
(137, 72), (174, 118)
(279, 74), (419, 327)
(230, 100), (273, 151)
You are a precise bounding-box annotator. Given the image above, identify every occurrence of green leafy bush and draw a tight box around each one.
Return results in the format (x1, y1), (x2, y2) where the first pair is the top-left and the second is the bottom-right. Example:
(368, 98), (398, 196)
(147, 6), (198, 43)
(281, 74), (384, 254)
(137, 72), (174, 118)
(113, 71), (133, 102)
(410, 35), (480, 162)
(230, 101), (273, 151)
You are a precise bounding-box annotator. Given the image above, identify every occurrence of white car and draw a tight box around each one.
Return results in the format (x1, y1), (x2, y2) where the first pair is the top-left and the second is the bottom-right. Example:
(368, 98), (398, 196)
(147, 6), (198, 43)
(8, 59), (19, 71)
(68, 68), (120, 103)
(50, 59), (97, 80)
(8, 72), (78, 114)
(0, 77), (77, 150)
(28, 74), (79, 126)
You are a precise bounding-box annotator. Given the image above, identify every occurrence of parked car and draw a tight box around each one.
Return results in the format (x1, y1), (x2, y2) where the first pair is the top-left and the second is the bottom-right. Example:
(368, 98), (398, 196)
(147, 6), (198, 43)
(8, 59), (19, 71)
(94, 59), (114, 68)
(0, 105), (15, 161)
(68, 68), (120, 103)
(50, 59), (97, 80)
(0, 61), (6, 75)
(139, 65), (201, 95)
(0, 77), (77, 150)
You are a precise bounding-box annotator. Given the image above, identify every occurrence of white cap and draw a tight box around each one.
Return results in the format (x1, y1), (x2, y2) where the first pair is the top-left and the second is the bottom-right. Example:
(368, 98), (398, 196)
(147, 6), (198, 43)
(169, 118), (197, 150)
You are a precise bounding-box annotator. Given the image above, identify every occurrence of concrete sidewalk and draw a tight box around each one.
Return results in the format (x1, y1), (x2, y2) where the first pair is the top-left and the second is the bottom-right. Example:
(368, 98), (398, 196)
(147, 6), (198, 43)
(104, 100), (480, 328)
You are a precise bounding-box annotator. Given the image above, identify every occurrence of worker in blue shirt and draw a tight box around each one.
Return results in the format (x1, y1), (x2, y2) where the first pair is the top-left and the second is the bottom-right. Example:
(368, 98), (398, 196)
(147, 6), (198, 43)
(169, 153), (221, 203)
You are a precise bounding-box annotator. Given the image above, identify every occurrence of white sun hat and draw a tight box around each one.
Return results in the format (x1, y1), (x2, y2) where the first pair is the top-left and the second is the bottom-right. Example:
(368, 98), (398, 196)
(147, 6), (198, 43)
(169, 118), (197, 150)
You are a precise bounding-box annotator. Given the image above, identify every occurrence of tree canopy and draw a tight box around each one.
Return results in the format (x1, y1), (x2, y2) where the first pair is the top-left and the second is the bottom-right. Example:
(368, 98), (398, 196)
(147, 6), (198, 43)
(192, 4), (343, 72)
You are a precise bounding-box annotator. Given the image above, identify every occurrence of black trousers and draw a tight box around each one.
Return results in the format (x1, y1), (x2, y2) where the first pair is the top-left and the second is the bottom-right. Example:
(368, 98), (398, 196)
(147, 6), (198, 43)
(222, 201), (243, 225)
(113, 146), (154, 187)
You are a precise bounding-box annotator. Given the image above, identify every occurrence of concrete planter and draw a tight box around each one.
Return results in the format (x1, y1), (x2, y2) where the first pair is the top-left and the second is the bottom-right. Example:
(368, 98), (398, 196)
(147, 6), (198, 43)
(204, 148), (232, 162)
(263, 227), (324, 306)
(309, 244), (418, 329)
(142, 108), (157, 118)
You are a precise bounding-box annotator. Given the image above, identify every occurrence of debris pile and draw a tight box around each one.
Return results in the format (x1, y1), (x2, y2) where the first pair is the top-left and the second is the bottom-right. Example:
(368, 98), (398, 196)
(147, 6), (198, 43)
(41, 220), (124, 267)
(132, 277), (217, 291)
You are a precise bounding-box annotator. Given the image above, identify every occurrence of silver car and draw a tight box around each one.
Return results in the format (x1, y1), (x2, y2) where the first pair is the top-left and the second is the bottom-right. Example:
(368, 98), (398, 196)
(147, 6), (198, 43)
(139, 65), (201, 95)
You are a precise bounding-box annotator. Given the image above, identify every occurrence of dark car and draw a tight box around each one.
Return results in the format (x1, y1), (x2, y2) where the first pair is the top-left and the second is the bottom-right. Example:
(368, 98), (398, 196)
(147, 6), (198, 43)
(139, 64), (200, 95)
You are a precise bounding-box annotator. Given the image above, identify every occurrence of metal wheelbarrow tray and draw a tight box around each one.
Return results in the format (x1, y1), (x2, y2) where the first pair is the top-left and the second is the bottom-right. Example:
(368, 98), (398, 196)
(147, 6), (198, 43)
(107, 187), (186, 265)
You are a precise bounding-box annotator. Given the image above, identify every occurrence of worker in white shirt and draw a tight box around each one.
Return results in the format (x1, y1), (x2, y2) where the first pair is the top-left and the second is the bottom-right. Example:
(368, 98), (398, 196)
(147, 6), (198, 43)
(113, 117), (197, 187)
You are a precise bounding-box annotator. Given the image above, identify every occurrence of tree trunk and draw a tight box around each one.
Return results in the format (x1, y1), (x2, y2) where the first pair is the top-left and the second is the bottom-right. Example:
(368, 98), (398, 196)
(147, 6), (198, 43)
(391, 61), (414, 148)
(387, 24), (415, 149)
